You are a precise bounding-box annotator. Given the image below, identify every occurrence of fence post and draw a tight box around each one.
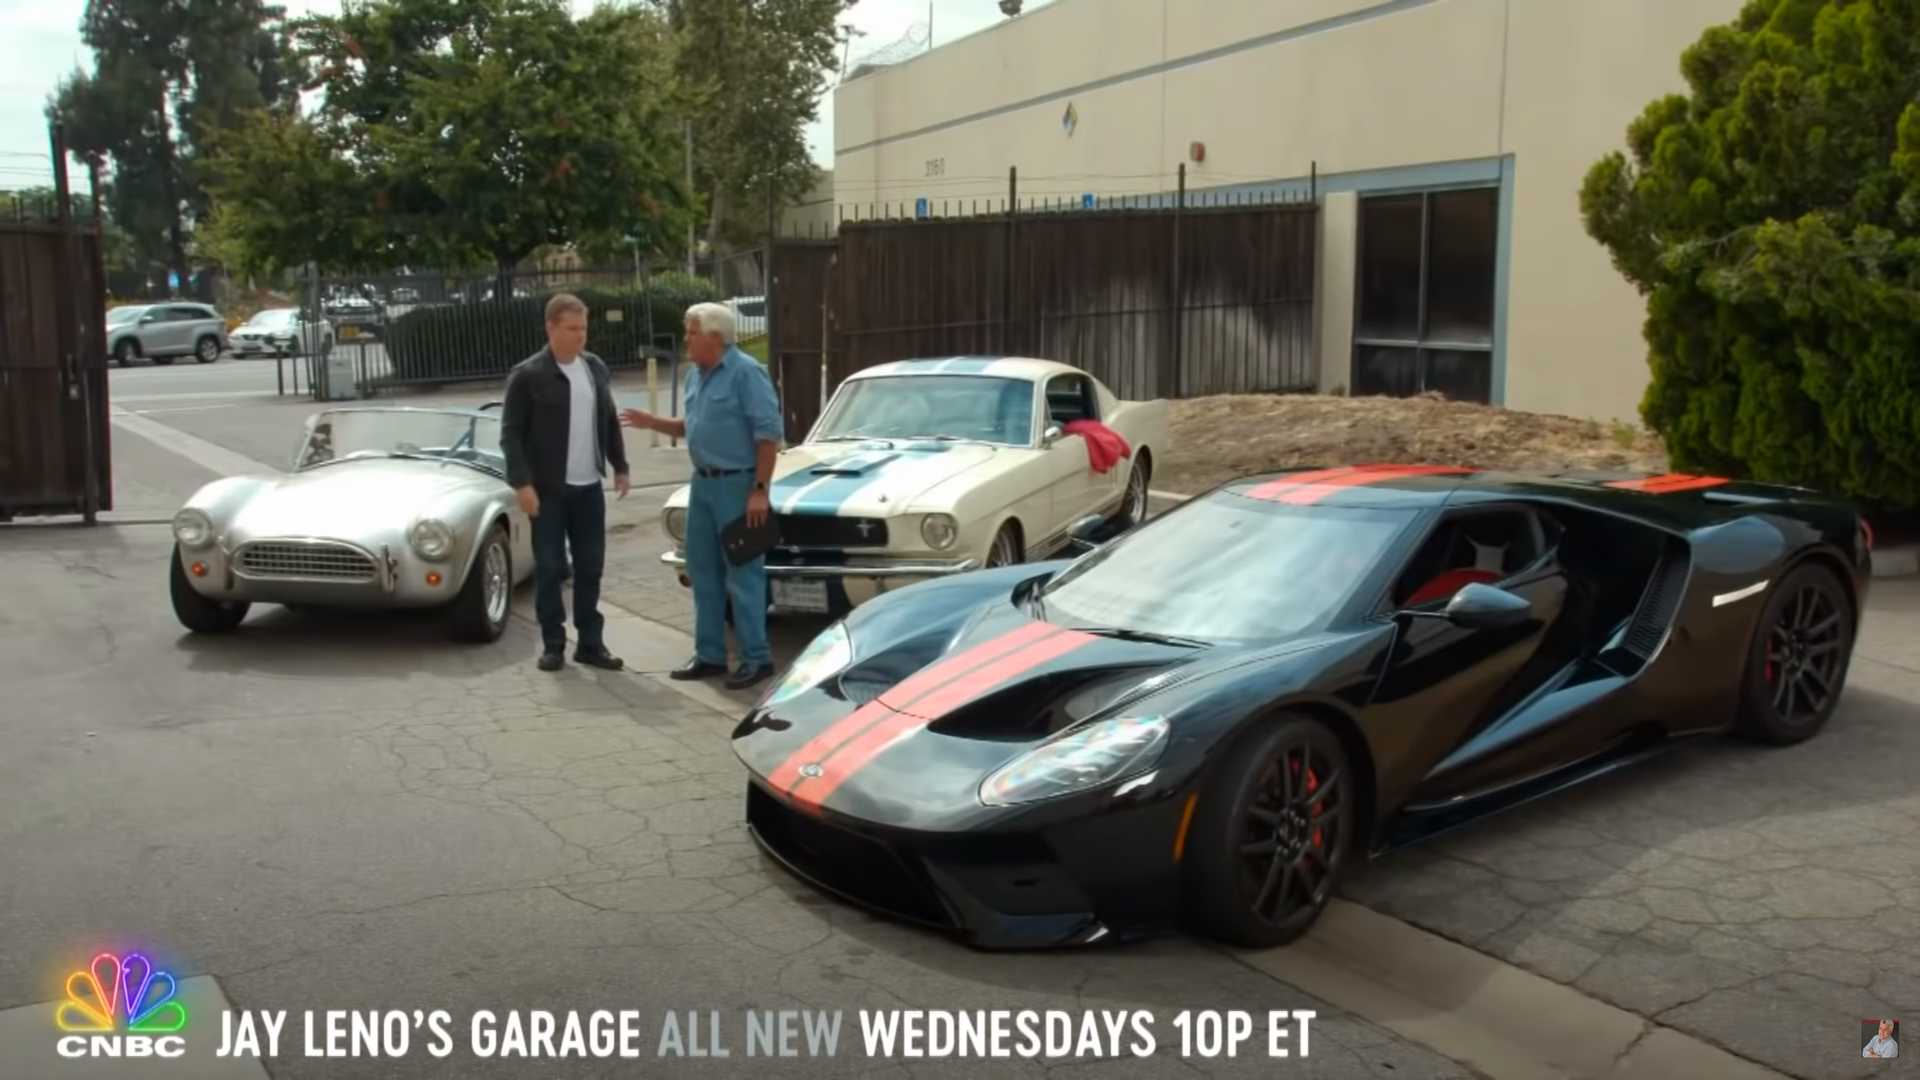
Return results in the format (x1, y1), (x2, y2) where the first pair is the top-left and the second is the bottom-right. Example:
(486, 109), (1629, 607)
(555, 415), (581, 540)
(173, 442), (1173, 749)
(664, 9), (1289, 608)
(1168, 162), (1186, 401)
(50, 123), (98, 525)
(767, 177), (784, 437)
(307, 262), (323, 400)
(1003, 166), (1018, 354)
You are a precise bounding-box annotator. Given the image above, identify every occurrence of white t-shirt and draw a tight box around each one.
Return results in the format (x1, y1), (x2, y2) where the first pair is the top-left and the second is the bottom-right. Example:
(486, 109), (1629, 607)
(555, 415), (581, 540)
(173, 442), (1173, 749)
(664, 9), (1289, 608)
(558, 357), (599, 486)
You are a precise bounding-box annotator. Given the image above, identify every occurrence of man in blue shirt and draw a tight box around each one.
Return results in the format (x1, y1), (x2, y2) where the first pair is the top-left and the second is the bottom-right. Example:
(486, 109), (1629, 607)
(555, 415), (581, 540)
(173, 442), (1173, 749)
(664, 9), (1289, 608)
(621, 302), (783, 689)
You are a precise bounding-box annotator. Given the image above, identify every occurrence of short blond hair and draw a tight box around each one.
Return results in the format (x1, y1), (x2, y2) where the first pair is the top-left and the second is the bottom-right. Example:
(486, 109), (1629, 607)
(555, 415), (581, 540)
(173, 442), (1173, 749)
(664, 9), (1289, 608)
(545, 292), (587, 323)
(684, 301), (736, 344)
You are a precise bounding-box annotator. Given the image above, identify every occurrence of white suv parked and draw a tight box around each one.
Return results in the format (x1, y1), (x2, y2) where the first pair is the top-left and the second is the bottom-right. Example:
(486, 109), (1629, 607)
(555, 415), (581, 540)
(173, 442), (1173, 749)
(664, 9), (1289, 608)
(106, 303), (228, 366)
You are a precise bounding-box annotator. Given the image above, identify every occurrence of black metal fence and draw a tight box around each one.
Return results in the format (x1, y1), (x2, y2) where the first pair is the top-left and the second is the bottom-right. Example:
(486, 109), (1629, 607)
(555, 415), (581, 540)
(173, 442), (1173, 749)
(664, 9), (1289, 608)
(296, 250), (770, 400)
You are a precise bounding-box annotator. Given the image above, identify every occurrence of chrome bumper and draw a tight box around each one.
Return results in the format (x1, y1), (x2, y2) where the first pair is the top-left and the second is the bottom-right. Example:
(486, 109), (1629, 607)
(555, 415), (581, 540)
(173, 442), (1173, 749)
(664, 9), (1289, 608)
(658, 550), (978, 578)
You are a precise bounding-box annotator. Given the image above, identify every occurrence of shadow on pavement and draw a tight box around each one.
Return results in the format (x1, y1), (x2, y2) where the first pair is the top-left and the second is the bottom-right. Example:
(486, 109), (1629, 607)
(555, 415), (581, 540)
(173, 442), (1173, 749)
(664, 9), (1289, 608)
(171, 603), (536, 678)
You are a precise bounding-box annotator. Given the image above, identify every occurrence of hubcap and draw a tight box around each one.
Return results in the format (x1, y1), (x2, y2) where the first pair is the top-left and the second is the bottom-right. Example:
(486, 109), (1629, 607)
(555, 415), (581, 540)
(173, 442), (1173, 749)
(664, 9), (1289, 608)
(1765, 584), (1843, 723)
(989, 530), (1016, 567)
(1128, 467), (1147, 520)
(1239, 743), (1343, 926)
(483, 543), (508, 624)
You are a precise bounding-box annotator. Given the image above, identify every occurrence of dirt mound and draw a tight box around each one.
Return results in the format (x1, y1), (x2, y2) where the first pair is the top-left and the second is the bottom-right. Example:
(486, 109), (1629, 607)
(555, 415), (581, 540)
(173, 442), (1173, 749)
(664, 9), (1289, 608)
(1153, 391), (1670, 496)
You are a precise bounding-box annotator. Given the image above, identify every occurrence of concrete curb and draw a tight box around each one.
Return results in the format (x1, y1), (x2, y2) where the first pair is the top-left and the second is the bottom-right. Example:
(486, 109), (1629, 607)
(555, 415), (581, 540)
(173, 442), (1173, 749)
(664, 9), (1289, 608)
(1873, 544), (1919, 578)
(1237, 901), (1787, 1080)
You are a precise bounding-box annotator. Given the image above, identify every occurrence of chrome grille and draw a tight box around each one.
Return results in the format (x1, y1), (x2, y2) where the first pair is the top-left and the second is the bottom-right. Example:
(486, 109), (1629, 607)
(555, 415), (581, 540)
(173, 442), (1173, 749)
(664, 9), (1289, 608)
(237, 541), (377, 581)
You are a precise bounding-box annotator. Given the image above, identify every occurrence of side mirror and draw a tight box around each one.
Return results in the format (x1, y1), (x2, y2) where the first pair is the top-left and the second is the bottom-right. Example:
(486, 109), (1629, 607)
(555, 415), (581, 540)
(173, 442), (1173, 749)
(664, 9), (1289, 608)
(1067, 511), (1113, 545)
(1440, 583), (1533, 630)
(1042, 424), (1064, 447)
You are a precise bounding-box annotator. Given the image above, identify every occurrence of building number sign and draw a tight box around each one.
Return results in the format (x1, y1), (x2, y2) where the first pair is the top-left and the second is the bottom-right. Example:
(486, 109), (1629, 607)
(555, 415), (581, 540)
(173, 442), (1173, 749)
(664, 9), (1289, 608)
(924, 157), (946, 177)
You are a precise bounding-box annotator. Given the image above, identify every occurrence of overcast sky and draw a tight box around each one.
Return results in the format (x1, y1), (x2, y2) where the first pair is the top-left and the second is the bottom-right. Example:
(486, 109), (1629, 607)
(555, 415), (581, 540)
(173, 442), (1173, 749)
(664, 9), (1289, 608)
(0, 0), (1050, 188)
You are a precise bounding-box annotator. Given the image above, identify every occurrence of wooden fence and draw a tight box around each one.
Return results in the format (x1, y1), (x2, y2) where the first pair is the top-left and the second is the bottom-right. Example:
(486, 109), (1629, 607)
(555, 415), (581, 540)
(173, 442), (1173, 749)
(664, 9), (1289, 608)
(768, 176), (1319, 441)
(0, 136), (110, 523)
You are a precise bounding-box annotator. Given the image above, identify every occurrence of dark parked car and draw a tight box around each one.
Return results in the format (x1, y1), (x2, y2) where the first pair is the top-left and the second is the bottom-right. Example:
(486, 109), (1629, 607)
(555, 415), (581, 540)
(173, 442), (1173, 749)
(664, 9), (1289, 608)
(730, 464), (1872, 950)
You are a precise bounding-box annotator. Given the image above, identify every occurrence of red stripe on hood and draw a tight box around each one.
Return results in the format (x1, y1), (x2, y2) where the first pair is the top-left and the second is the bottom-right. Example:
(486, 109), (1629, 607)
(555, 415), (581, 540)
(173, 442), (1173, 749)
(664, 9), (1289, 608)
(766, 620), (1058, 795)
(789, 628), (1098, 812)
(1604, 473), (1729, 493)
(1244, 464), (1471, 504)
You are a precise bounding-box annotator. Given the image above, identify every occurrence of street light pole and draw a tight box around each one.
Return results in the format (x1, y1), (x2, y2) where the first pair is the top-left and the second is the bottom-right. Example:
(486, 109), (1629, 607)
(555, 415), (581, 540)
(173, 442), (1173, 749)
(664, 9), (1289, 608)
(685, 121), (696, 276)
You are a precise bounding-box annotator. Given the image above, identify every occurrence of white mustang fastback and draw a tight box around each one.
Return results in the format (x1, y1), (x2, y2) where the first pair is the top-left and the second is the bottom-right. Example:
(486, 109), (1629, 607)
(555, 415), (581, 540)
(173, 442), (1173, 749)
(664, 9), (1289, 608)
(660, 356), (1170, 616)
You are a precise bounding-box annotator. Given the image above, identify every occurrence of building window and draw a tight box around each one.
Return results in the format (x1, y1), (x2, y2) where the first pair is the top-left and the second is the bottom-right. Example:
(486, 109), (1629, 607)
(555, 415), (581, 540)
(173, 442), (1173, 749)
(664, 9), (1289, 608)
(1352, 187), (1498, 403)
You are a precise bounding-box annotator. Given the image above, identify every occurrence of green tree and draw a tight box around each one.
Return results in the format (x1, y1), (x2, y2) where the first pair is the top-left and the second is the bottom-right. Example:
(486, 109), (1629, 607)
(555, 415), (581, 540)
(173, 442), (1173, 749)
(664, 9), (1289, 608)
(47, 0), (299, 289)
(656, 0), (853, 263)
(1582, 0), (1920, 508)
(204, 0), (694, 283)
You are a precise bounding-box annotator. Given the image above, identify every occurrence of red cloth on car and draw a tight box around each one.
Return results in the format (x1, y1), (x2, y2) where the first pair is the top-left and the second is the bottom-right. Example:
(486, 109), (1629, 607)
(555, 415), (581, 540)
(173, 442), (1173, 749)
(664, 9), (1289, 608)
(1063, 420), (1132, 474)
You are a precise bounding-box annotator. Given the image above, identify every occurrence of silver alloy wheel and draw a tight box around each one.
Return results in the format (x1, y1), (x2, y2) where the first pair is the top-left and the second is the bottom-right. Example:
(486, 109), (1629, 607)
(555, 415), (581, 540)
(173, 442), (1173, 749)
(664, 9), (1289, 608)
(1126, 462), (1148, 522)
(483, 542), (509, 625)
(987, 526), (1019, 567)
(197, 337), (219, 362)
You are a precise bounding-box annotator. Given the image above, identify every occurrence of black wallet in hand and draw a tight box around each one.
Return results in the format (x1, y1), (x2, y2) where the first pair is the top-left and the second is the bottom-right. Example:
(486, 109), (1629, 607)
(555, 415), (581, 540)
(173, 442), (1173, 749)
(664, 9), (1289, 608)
(721, 513), (779, 566)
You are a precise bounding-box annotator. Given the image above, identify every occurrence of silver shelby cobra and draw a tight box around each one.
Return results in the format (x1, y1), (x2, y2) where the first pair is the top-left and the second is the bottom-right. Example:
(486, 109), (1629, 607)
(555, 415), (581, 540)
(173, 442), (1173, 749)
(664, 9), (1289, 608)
(168, 406), (534, 640)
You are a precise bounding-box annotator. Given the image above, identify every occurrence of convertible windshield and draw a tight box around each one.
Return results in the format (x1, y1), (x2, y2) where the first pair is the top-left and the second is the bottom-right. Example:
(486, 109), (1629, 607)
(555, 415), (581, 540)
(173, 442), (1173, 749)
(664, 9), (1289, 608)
(812, 375), (1034, 445)
(295, 409), (504, 474)
(1039, 496), (1417, 641)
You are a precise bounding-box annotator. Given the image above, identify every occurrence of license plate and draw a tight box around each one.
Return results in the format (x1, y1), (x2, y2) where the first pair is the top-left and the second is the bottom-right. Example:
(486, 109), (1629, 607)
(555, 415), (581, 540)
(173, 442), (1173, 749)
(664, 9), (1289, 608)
(340, 325), (359, 339)
(772, 579), (830, 613)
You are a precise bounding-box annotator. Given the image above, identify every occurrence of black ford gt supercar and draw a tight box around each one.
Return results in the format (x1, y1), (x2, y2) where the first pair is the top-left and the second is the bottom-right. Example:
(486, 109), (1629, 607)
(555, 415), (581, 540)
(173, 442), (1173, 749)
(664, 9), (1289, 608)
(730, 464), (1873, 950)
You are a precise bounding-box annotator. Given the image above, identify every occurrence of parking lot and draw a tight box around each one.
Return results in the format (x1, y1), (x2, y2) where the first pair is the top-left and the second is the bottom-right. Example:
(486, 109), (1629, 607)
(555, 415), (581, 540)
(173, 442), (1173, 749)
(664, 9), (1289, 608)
(0, 363), (1914, 1079)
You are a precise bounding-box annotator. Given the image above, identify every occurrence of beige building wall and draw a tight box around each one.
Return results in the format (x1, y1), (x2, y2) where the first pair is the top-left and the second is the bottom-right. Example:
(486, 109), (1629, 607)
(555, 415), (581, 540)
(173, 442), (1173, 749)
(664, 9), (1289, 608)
(833, 0), (1746, 422)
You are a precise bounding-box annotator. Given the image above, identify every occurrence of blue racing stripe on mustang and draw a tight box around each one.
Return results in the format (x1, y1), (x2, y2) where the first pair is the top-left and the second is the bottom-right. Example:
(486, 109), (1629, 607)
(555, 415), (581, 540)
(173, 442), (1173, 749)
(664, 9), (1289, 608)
(771, 451), (897, 513)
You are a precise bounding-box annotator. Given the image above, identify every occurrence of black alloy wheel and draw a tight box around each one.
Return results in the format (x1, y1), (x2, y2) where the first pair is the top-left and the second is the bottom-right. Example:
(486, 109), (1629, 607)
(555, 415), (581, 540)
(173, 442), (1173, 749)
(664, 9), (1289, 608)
(1737, 562), (1853, 745)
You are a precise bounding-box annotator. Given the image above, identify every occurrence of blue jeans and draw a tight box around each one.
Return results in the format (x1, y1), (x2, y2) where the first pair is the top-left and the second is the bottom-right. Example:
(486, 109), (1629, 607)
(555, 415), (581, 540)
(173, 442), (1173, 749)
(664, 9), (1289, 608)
(687, 472), (770, 668)
(532, 482), (606, 653)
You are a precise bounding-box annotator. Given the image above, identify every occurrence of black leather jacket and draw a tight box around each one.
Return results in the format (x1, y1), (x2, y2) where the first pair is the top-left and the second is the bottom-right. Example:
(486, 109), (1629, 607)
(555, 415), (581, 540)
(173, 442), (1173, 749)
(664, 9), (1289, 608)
(499, 347), (630, 493)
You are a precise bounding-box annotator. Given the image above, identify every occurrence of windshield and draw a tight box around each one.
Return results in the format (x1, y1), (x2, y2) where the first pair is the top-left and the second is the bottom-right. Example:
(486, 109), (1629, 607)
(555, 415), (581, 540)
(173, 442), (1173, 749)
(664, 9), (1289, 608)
(295, 409), (504, 475)
(812, 375), (1034, 445)
(107, 306), (146, 325)
(1039, 496), (1417, 641)
(248, 309), (296, 327)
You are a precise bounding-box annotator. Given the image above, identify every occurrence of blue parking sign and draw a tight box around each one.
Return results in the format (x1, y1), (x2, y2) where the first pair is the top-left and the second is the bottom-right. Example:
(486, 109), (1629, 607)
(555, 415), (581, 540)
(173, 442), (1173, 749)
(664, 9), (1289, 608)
(168, 270), (180, 290)
(1082, 193), (1095, 209)
(915, 197), (930, 219)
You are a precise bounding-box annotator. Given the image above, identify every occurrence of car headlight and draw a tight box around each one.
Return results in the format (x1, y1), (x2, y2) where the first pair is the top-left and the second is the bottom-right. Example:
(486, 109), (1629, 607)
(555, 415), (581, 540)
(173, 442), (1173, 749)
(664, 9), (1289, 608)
(172, 508), (213, 548)
(979, 715), (1169, 807)
(663, 506), (687, 544)
(762, 622), (853, 707)
(920, 513), (958, 550)
(408, 518), (454, 561)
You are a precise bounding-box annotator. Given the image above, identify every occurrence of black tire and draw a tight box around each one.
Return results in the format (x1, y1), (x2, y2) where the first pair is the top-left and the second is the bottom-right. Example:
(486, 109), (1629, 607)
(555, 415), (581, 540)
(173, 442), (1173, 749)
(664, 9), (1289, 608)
(984, 522), (1022, 568)
(1733, 562), (1854, 745)
(447, 527), (512, 642)
(169, 545), (249, 633)
(113, 339), (138, 367)
(1113, 456), (1151, 530)
(1185, 714), (1355, 948)
(195, 336), (220, 363)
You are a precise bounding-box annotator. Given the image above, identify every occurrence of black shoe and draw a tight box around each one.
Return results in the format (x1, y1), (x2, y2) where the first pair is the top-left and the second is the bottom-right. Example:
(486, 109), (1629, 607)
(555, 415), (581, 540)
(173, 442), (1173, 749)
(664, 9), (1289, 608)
(537, 651), (565, 672)
(670, 656), (727, 681)
(574, 645), (624, 671)
(725, 663), (776, 691)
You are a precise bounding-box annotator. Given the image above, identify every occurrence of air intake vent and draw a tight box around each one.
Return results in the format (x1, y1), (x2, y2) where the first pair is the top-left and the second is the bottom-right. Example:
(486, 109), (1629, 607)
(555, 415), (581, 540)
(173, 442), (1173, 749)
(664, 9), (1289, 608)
(1624, 546), (1690, 659)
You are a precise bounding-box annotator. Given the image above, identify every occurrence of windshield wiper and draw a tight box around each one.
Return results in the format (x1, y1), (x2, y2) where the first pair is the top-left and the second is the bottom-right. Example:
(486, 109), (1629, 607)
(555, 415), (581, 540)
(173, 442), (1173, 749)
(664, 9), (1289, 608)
(1069, 626), (1210, 649)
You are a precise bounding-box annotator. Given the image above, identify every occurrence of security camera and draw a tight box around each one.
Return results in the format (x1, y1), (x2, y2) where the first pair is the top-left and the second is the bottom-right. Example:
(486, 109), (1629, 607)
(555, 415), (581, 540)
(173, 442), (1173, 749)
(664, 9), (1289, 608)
(999, 0), (1022, 14)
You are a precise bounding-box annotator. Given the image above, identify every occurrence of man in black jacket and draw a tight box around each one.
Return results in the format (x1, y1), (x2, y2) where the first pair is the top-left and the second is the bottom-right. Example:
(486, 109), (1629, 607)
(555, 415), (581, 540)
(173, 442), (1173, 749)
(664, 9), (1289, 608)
(500, 293), (631, 672)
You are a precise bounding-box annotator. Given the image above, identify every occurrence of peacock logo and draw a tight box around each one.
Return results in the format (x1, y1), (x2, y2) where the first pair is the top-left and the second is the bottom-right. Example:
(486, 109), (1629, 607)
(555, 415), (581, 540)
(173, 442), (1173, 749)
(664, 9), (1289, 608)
(54, 951), (189, 1059)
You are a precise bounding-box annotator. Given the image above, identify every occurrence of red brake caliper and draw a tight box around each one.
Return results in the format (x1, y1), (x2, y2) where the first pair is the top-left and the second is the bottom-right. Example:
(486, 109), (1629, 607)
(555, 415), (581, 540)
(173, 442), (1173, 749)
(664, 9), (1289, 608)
(1291, 759), (1325, 850)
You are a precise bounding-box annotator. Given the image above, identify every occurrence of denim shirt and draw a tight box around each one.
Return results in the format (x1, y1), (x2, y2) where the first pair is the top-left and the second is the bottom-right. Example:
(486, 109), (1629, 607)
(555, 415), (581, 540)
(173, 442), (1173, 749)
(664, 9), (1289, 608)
(682, 346), (782, 470)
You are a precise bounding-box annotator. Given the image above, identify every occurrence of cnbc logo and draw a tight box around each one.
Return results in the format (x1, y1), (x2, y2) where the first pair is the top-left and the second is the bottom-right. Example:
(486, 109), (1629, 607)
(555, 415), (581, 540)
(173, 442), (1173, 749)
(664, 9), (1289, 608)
(55, 951), (189, 1059)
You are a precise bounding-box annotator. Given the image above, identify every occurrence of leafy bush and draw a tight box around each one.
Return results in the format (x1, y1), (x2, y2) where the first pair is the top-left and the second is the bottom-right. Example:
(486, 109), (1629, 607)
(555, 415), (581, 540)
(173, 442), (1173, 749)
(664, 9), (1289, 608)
(384, 275), (721, 382)
(1581, 0), (1920, 509)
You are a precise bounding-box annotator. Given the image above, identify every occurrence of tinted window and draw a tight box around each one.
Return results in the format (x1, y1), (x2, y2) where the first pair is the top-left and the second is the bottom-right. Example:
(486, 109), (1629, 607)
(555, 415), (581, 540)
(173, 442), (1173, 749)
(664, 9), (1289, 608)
(1041, 496), (1417, 641)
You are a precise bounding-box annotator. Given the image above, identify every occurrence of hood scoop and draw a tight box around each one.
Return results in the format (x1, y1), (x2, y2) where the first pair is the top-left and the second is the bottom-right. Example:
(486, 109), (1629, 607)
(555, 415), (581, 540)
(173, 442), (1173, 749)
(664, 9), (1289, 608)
(808, 451), (900, 477)
(921, 660), (1185, 742)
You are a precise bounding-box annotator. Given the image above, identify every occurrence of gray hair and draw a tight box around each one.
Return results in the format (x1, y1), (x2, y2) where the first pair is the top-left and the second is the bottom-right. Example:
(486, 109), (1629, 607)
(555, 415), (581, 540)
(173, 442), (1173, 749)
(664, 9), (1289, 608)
(684, 302), (736, 345)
